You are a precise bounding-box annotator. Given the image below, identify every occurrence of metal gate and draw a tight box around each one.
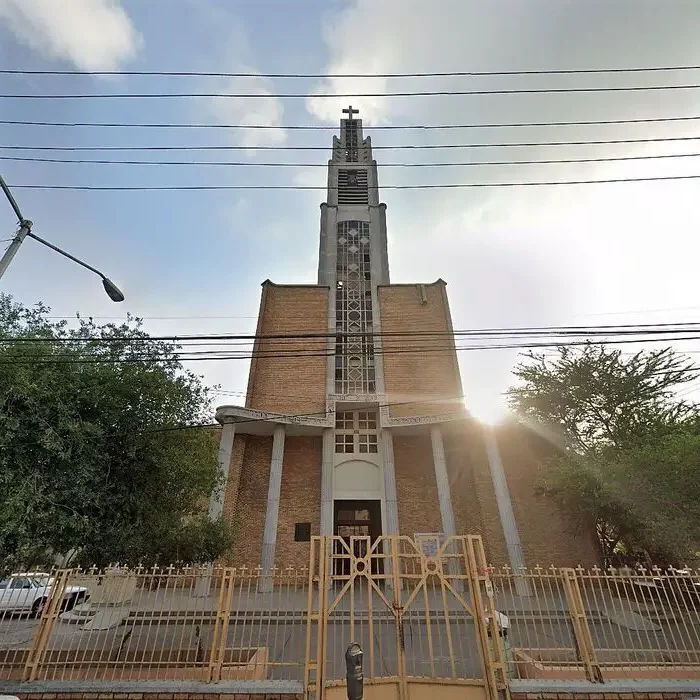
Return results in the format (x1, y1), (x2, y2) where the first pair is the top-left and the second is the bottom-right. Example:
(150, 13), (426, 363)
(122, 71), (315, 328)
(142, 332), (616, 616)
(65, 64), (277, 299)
(305, 535), (510, 700)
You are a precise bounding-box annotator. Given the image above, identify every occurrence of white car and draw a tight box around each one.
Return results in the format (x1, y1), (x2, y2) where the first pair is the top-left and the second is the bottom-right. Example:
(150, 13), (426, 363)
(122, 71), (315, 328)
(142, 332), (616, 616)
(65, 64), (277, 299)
(0, 574), (90, 618)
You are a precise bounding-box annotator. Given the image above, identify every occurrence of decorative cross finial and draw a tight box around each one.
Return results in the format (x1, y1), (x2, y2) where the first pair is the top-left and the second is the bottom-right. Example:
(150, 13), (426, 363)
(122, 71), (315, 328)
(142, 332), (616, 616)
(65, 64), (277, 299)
(342, 105), (359, 119)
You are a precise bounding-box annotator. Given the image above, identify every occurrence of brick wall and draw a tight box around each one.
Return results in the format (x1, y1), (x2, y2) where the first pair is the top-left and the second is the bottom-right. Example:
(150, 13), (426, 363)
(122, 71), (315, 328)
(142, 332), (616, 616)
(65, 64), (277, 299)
(443, 428), (487, 538)
(224, 435), (272, 566)
(511, 694), (694, 700)
(16, 694), (303, 700)
(221, 434), (247, 527)
(393, 433), (442, 536)
(246, 282), (329, 415)
(224, 434), (322, 569)
(12, 691), (697, 700)
(440, 420), (598, 567)
(12, 690), (697, 700)
(274, 435), (322, 568)
(378, 281), (462, 418)
(494, 422), (600, 567)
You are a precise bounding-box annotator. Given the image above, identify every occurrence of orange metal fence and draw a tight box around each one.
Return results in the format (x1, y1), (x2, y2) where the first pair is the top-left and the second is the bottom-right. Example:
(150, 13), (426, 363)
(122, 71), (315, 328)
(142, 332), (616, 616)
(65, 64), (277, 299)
(491, 565), (700, 682)
(0, 565), (307, 683)
(2, 545), (700, 689)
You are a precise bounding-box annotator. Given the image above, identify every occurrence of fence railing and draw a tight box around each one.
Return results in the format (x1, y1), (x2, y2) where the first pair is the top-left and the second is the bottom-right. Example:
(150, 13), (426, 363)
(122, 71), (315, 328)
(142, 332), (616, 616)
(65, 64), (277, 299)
(491, 564), (700, 682)
(0, 565), (309, 683)
(2, 553), (700, 688)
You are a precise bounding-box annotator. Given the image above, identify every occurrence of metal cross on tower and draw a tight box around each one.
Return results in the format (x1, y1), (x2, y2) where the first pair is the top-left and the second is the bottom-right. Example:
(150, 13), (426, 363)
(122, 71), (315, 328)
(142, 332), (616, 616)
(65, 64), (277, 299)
(342, 105), (359, 119)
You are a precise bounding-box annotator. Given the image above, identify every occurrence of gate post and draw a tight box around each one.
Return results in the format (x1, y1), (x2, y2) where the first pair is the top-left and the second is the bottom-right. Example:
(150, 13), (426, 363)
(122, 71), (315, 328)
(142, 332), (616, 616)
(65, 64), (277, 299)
(465, 536), (511, 700)
(390, 537), (408, 700)
(208, 567), (235, 682)
(306, 536), (329, 700)
(561, 567), (603, 683)
(24, 568), (71, 681)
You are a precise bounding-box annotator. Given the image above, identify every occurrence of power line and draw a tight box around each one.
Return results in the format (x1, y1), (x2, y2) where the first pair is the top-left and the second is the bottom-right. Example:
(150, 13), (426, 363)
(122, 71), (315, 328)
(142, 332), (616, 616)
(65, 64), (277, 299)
(5, 115), (700, 130)
(4, 335), (700, 365)
(8, 174), (700, 191)
(4, 135), (700, 151)
(7, 320), (700, 343)
(5, 152), (700, 168)
(5, 65), (700, 78)
(7, 84), (700, 99)
(46, 314), (259, 320)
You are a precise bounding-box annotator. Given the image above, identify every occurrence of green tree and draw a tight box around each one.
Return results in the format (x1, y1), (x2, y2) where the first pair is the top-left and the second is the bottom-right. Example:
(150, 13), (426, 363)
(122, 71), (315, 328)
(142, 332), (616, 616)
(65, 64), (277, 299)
(509, 344), (700, 565)
(0, 294), (232, 568)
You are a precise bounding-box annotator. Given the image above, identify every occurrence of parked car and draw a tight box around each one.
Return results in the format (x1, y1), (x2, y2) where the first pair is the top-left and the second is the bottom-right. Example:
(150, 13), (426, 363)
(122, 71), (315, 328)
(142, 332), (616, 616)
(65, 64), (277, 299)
(0, 574), (90, 617)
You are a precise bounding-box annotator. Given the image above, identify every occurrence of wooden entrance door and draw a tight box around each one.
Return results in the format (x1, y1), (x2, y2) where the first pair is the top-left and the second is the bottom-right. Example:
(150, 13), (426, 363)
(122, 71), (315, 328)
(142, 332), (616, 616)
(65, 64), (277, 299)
(333, 500), (382, 576)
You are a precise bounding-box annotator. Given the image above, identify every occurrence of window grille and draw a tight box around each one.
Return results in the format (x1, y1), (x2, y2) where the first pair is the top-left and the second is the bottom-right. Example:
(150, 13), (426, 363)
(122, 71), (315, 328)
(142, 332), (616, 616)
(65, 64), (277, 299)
(334, 411), (379, 454)
(335, 221), (375, 394)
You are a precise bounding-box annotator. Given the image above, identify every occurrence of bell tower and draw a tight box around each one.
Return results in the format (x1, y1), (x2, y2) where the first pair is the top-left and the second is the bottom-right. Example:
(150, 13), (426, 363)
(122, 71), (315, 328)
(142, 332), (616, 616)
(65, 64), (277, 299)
(317, 107), (395, 543)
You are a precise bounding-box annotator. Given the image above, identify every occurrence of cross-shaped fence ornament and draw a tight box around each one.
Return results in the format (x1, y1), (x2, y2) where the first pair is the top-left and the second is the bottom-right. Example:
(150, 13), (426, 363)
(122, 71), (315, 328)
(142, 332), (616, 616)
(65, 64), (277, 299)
(342, 105), (359, 119)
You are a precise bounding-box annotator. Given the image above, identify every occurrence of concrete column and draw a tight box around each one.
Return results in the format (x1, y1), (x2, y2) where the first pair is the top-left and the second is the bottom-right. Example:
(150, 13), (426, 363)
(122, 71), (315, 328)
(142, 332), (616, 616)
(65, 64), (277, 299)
(196, 423), (236, 597)
(381, 430), (400, 535)
(430, 426), (462, 587)
(208, 422), (236, 520)
(430, 426), (457, 537)
(320, 428), (334, 536)
(484, 427), (531, 596)
(259, 424), (286, 592)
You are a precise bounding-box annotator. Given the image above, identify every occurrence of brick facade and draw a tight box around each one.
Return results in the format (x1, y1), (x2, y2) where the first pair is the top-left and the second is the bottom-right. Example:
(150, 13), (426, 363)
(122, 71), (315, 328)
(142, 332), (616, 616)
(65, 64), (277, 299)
(217, 282), (599, 571)
(224, 434), (322, 569)
(14, 692), (697, 700)
(393, 434), (443, 536)
(274, 435), (322, 567)
(495, 421), (599, 567)
(15, 694), (303, 700)
(224, 435), (272, 566)
(378, 281), (462, 418)
(245, 281), (328, 415)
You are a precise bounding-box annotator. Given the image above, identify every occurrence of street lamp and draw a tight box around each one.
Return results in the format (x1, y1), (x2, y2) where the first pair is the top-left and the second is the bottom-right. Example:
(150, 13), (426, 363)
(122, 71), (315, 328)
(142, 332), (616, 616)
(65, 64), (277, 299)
(0, 175), (124, 302)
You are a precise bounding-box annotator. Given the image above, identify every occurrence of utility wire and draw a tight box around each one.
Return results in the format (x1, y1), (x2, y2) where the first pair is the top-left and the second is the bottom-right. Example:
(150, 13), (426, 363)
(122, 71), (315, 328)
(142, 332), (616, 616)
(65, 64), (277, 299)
(7, 84), (700, 99)
(6, 65), (700, 77)
(5, 115), (700, 130)
(8, 174), (700, 190)
(4, 135), (700, 151)
(5, 335), (700, 365)
(4, 152), (700, 168)
(12, 330), (700, 353)
(7, 320), (700, 343)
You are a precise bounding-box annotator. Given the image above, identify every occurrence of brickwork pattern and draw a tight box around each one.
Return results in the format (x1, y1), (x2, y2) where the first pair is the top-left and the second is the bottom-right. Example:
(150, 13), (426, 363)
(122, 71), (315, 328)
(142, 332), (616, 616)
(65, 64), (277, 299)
(15, 691), (697, 700)
(511, 694), (694, 700)
(246, 283), (329, 415)
(221, 434), (247, 526)
(15, 694), (303, 700)
(393, 433), (442, 536)
(495, 422), (600, 567)
(11, 691), (697, 700)
(443, 429), (486, 537)
(224, 435), (322, 569)
(274, 436), (322, 568)
(462, 425), (509, 565)
(378, 282), (462, 418)
(224, 435), (272, 566)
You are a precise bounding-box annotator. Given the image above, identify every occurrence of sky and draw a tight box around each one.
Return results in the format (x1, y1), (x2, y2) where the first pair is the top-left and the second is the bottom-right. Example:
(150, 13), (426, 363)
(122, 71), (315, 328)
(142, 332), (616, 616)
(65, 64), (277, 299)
(2, 0), (700, 421)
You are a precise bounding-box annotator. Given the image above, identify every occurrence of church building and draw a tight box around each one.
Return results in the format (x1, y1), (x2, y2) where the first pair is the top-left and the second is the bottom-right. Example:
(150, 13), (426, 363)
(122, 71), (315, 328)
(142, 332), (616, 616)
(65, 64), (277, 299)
(210, 108), (598, 578)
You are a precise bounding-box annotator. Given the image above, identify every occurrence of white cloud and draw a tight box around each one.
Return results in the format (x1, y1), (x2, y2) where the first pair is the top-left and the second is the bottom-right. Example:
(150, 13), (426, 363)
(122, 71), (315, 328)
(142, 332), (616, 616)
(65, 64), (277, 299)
(309, 0), (700, 417)
(206, 72), (286, 149)
(0, 0), (140, 70)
